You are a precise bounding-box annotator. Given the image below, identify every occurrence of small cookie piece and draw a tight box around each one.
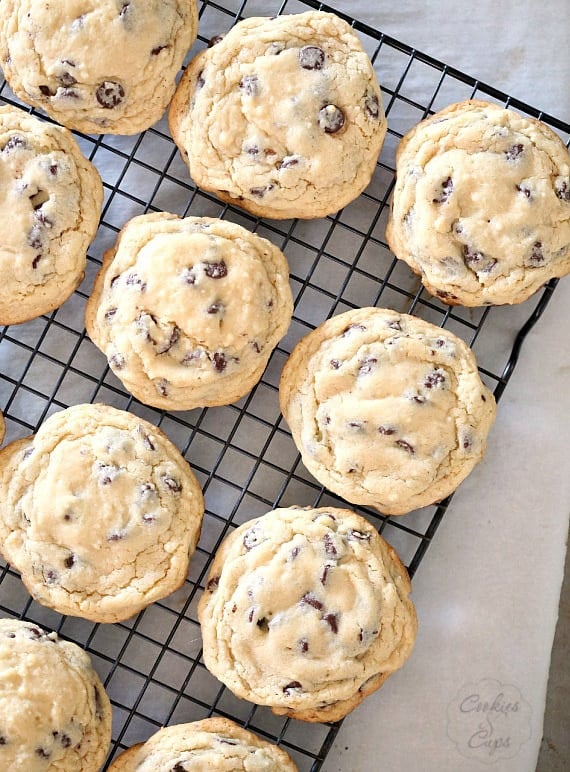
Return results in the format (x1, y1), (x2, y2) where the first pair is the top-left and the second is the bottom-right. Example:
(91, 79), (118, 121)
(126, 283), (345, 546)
(198, 507), (416, 723)
(85, 213), (293, 411)
(279, 308), (496, 515)
(0, 403), (204, 623)
(386, 100), (570, 306)
(0, 105), (103, 325)
(0, 618), (111, 771)
(108, 718), (298, 771)
(0, 1), (198, 135)
(169, 11), (386, 219)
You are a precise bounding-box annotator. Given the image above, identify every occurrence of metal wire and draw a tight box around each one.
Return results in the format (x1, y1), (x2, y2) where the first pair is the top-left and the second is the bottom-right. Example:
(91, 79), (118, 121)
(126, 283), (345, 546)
(0, 0), (568, 768)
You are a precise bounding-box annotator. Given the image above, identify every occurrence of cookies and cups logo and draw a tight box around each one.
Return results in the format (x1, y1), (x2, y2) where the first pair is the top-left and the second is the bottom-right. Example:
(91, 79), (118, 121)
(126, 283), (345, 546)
(447, 678), (532, 763)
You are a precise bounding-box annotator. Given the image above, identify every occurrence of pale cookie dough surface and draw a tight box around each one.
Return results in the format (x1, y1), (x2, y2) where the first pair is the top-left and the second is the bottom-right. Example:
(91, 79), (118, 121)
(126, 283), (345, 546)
(0, 105), (102, 325)
(85, 213), (293, 411)
(386, 100), (570, 306)
(169, 11), (386, 219)
(0, 403), (204, 622)
(0, 0), (198, 135)
(279, 308), (496, 516)
(0, 618), (111, 771)
(108, 718), (298, 771)
(198, 506), (417, 723)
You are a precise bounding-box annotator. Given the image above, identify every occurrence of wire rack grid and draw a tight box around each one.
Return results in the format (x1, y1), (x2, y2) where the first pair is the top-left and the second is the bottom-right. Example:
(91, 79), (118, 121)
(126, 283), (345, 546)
(0, 0), (568, 769)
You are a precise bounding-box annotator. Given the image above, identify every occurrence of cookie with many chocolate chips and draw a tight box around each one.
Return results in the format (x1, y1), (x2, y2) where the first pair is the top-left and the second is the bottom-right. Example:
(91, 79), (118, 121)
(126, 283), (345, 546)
(198, 506), (416, 723)
(0, 403), (204, 622)
(386, 100), (570, 306)
(0, 105), (102, 325)
(279, 308), (496, 515)
(108, 718), (298, 771)
(85, 213), (293, 411)
(0, 1), (198, 134)
(169, 11), (386, 219)
(0, 618), (111, 771)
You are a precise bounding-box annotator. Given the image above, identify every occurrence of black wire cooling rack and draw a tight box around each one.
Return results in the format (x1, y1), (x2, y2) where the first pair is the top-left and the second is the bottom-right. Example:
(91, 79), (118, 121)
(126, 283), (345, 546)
(0, 1), (569, 769)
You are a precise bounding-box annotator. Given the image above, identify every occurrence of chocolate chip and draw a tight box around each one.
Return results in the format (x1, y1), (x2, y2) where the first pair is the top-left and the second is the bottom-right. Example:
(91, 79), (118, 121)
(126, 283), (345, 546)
(213, 352), (227, 372)
(207, 576), (220, 591)
(60, 734), (72, 748)
(555, 179), (570, 201)
(299, 45), (325, 70)
(528, 241), (545, 265)
(342, 323), (366, 336)
(267, 41), (285, 55)
(98, 464), (118, 485)
(330, 359), (342, 369)
(358, 356), (377, 376)
(58, 72), (77, 87)
(108, 531), (126, 542)
(119, 2), (130, 17)
(395, 439), (415, 454)
(126, 272), (146, 291)
(45, 570), (58, 584)
(151, 45), (168, 56)
(196, 70), (205, 89)
(59, 87), (80, 99)
(299, 638), (309, 653)
(171, 764), (187, 772)
(347, 420), (366, 430)
(104, 307), (117, 322)
(323, 613), (338, 633)
(289, 546), (300, 560)
(378, 425), (396, 435)
(256, 617), (269, 632)
(139, 482), (157, 501)
(181, 267), (196, 285)
(433, 176), (453, 204)
(387, 319), (402, 331)
(157, 379), (169, 397)
(64, 554), (76, 569)
(207, 301), (224, 315)
(323, 533), (337, 557)
(138, 429), (155, 451)
(32, 255), (42, 270)
(424, 369), (446, 388)
(516, 183), (532, 199)
(155, 325), (180, 355)
(463, 245), (497, 273)
(318, 104), (345, 134)
(36, 748), (50, 760)
(3, 134), (27, 152)
(243, 526), (261, 551)
(251, 341), (262, 353)
(278, 155), (300, 169)
(240, 75), (260, 97)
(110, 274), (120, 288)
(0, 736), (6, 744)
(208, 34), (225, 47)
(300, 592), (323, 610)
(162, 475), (182, 494)
(283, 680), (303, 694)
(364, 91), (380, 118)
(504, 144), (524, 160)
(217, 738), (239, 746)
(347, 529), (371, 542)
(27, 227), (42, 250)
(481, 394), (487, 402)
(28, 627), (42, 638)
(96, 81), (125, 109)
(250, 184), (274, 197)
(109, 353), (126, 370)
(204, 260), (227, 279)
(320, 563), (332, 585)
(39, 84), (56, 97)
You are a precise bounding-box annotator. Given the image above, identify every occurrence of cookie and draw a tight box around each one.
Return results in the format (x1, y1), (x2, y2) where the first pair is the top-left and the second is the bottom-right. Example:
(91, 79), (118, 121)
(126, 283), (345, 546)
(169, 11), (386, 219)
(385, 100), (570, 306)
(0, 410), (5, 445)
(0, 1), (198, 135)
(198, 506), (417, 723)
(108, 718), (298, 771)
(0, 105), (103, 325)
(279, 308), (496, 516)
(0, 618), (112, 771)
(0, 403), (204, 623)
(85, 213), (293, 411)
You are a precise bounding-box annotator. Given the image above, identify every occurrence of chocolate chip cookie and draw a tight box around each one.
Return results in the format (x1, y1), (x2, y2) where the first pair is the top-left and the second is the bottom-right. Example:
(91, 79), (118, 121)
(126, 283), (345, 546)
(0, 1), (198, 135)
(0, 403), (204, 623)
(169, 11), (386, 219)
(0, 105), (102, 325)
(198, 506), (417, 723)
(108, 718), (298, 771)
(85, 213), (293, 411)
(279, 308), (496, 516)
(0, 618), (111, 771)
(386, 100), (570, 305)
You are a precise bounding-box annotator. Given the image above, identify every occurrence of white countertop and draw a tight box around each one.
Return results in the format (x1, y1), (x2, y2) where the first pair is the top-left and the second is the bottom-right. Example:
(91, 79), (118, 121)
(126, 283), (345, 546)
(320, 2), (570, 770)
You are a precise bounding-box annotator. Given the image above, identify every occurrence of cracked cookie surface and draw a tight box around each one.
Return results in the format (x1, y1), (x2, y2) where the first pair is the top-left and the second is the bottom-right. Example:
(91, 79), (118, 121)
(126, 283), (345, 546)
(198, 506), (417, 723)
(0, 619), (111, 771)
(279, 308), (496, 516)
(0, 105), (102, 325)
(85, 213), (293, 411)
(169, 11), (386, 219)
(0, 0), (198, 134)
(386, 100), (570, 306)
(0, 403), (204, 622)
(108, 718), (298, 771)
